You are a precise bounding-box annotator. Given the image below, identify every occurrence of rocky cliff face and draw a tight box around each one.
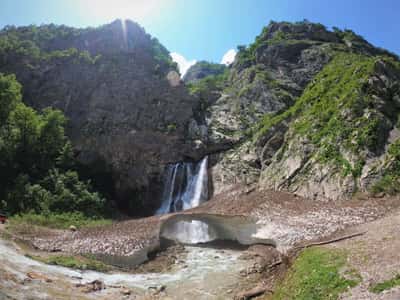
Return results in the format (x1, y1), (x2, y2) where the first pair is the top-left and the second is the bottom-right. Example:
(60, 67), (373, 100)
(194, 21), (400, 199)
(1, 19), (399, 211)
(183, 61), (227, 83)
(0, 20), (205, 215)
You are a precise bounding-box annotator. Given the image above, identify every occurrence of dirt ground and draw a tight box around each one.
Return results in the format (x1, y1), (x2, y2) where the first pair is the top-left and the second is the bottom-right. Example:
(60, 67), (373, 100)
(327, 209), (400, 300)
(17, 186), (399, 258)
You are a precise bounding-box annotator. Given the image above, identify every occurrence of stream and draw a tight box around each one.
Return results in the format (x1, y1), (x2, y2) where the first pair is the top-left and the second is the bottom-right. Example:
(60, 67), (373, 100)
(0, 157), (259, 299)
(0, 238), (252, 299)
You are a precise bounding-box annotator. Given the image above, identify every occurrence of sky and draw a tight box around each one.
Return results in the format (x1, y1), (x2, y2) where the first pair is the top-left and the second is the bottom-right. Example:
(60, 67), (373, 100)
(1, 0), (399, 74)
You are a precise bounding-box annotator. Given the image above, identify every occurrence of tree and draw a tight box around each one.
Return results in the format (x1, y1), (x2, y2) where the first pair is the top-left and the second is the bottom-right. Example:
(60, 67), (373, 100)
(0, 73), (21, 124)
(37, 108), (67, 171)
(0, 73), (107, 217)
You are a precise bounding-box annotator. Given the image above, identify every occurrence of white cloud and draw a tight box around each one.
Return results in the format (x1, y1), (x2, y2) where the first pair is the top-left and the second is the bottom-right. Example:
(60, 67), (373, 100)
(221, 49), (237, 65)
(170, 52), (196, 77)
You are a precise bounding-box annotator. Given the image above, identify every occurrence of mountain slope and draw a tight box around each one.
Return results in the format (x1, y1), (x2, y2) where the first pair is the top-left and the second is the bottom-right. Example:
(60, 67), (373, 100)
(0, 20), (204, 214)
(197, 21), (400, 199)
(1, 19), (399, 211)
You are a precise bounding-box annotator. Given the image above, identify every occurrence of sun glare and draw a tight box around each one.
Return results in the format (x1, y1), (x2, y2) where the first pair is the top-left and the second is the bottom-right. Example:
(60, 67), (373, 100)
(80, 0), (165, 22)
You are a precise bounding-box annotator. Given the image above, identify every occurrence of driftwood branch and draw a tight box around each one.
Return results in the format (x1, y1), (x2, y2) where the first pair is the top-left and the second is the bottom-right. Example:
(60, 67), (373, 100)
(266, 259), (282, 269)
(296, 231), (367, 250)
(234, 286), (272, 300)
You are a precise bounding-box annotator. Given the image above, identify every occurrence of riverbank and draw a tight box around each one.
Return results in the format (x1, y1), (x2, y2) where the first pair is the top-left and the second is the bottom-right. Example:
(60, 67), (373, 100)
(0, 236), (268, 299)
(1, 187), (399, 299)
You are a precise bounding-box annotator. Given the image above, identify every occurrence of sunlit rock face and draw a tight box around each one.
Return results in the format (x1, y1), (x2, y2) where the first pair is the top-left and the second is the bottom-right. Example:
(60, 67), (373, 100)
(0, 20), (206, 215)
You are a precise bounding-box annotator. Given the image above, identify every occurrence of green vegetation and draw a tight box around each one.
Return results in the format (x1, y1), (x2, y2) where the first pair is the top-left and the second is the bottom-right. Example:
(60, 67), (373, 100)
(235, 21), (326, 68)
(369, 274), (400, 293)
(186, 69), (229, 95)
(9, 212), (111, 230)
(255, 52), (400, 177)
(191, 61), (227, 73)
(151, 37), (178, 71)
(331, 26), (398, 59)
(371, 139), (400, 195)
(27, 253), (111, 272)
(272, 247), (360, 300)
(0, 73), (109, 221)
(185, 61), (227, 81)
(0, 26), (100, 65)
(167, 123), (177, 133)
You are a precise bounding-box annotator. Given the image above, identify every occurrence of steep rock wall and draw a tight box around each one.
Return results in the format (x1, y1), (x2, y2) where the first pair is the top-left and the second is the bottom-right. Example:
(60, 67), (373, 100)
(0, 20), (204, 214)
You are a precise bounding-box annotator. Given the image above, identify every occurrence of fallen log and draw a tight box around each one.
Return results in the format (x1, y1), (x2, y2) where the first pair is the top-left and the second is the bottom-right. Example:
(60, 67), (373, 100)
(301, 231), (367, 249)
(234, 285), (272, 300)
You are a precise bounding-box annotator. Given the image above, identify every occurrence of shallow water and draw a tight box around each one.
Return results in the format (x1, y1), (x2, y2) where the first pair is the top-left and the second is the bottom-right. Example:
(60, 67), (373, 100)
(0, 239), (251, 299)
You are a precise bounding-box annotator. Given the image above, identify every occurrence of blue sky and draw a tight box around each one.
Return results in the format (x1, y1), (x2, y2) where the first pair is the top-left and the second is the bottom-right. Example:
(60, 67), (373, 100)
(1, 0), (399, 71)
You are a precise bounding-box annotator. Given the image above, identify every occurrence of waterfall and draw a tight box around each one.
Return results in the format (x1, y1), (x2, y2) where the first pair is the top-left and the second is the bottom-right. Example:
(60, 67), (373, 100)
(156, 156), (209, 215)
(156, 156), (210, 244)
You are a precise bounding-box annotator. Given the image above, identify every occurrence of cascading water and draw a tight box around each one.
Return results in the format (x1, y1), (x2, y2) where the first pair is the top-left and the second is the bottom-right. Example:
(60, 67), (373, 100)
(156, 156), (209, 214)
(156, 156), (213, 243)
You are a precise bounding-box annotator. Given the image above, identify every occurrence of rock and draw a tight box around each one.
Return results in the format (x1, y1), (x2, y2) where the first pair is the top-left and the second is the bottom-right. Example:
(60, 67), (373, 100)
(2, 19), (399, 208)
(26, 272), (52, 283)
(121, 288), (132, 295)
(148, 285), (166, 295)
(76, 279), (105, 293)
(0, 20), (201, 215)
(183, 61), (227, 83)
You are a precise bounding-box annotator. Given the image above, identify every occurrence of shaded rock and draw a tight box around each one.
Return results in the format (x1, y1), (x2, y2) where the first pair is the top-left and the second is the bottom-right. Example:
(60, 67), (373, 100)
(0, 20), (204, 215)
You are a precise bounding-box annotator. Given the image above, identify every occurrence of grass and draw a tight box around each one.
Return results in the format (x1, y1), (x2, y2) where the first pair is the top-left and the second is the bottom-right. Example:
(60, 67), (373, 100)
(254, 52), (400, 179)
(369, 274), (400, 293)
(9, 212), (112, 229)
(27, 253), (111, 272)
(271, 247), (360, 300)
